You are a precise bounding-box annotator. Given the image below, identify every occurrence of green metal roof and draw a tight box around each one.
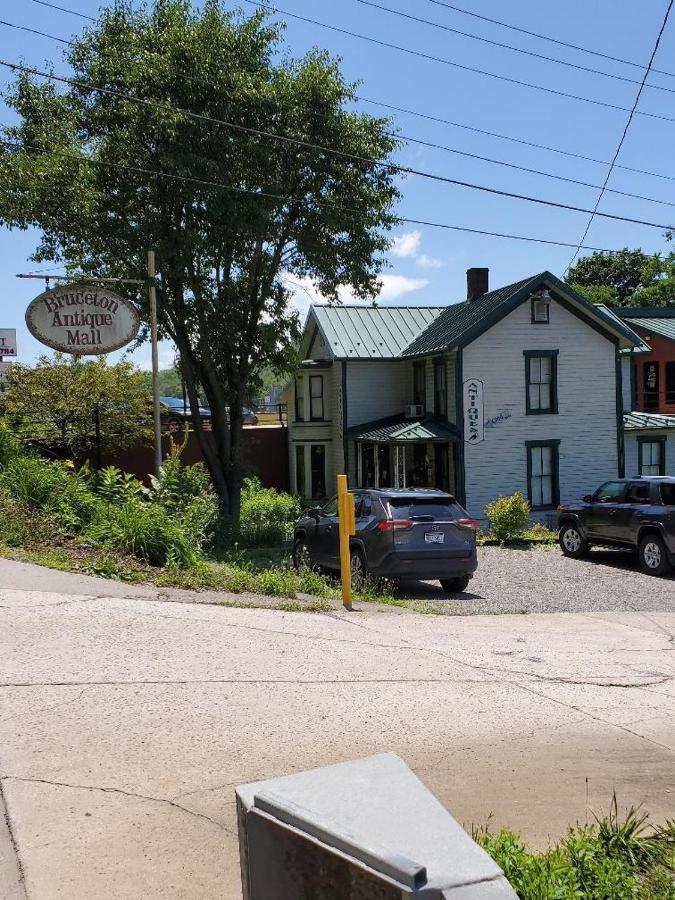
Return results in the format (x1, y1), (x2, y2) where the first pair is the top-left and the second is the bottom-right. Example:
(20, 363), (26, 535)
(403, 271), (643, 356)
(403, 275), (540, 356)
(348, 414), (460, 443)
(310, 305), (445, 360)
(617, 308), (675, 343)
(624, 411), (675, 431)
(595, 305), (651, 354)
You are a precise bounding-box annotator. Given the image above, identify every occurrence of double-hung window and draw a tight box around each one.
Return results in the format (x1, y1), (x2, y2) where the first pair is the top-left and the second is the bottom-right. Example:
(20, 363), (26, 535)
(433, 358), (447, 417)
(524, 350), (558, 415)
(309, 375), (324, 421)
(638, 438), (665, 476)
(413, 361), (426, 407)
(666, 362), (675, 405)
(294, 376), (305, 421)
(526, 440), (560, 509)
(310, 444), (326, 498)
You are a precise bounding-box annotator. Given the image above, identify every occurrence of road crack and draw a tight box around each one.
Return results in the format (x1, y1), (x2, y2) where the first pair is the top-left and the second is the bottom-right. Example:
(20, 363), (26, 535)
(0, 774), (230, 832)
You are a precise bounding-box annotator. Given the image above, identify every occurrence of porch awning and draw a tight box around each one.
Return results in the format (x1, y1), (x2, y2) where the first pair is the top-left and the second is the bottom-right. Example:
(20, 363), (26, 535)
(348, 414), (460, 443)
(624, 411), (675, 431)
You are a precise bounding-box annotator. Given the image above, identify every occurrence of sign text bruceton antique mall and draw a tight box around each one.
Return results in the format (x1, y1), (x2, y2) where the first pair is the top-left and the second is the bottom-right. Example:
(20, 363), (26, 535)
(25, 283), (140, 355)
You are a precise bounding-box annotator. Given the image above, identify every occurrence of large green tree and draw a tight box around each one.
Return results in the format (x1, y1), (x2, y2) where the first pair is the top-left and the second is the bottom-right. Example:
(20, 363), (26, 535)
(1, 355), (151, 461)
(568, 247), (675, 307)
(0, 1), (400, 519)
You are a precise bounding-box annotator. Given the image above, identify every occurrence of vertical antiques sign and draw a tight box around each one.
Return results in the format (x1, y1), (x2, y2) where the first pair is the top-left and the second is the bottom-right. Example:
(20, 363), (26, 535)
(25, 283), (140, 355)
(463, 378), (484, 445)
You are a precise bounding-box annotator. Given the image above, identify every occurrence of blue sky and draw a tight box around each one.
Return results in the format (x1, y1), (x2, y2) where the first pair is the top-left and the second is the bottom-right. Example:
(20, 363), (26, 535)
(1, 0), (674, 366)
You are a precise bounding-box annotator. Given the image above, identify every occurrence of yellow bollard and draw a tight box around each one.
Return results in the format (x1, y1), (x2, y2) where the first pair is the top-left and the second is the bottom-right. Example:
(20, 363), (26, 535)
(337, 474), (356, 610)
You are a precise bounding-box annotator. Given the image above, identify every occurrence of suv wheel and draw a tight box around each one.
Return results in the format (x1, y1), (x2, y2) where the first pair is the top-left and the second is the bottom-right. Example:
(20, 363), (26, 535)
(440, 576), (470, 593)
(350, 547), (366, 583)
(638, 534), (671, 577)
(559, 523), (589, 558)
(293, 538), (311, 571)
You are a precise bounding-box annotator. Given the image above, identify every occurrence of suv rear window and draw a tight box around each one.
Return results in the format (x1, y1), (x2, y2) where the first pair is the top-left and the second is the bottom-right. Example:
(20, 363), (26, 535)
(660, 484), (675, 506)
(386, 498), (464, 520)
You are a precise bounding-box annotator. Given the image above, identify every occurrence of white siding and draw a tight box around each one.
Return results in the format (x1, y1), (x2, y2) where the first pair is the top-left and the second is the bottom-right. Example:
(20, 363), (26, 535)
(625, 432), (675, 477)
(287, 362), (342, 498)
(346, 360), (411, 425)
(462, 297), (619, 520)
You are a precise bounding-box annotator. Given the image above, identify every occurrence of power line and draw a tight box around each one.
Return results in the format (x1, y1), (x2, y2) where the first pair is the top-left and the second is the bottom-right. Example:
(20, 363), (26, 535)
(25, 0), (95, 22)
(390, 130), (675, 209)
(0, 19), (73, 45)
(2, 49), (674, 212)
(565, 0), (675, 274)
(2, 57), (673, 229)
(243, 1), (675, 123)
(5, 13), (675, 187)
(0, 137), (650, 253)
(358, 96), (675, 184)
(422, 0), (675, 80)
(356, 0), (675, 94)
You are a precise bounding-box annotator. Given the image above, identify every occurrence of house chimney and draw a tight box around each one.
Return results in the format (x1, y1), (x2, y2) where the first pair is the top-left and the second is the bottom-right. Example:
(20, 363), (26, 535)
(466, 267), (489, 301)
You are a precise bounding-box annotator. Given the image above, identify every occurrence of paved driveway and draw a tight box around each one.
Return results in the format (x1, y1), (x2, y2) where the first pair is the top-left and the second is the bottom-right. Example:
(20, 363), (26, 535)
(0, 557), (673, 899)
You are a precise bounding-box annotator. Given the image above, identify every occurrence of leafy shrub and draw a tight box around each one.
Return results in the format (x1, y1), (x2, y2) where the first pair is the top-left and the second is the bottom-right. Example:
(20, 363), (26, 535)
(86, 500), (199, 567)
(0, 456), (100, 532)
(239, 477), (301, 547)
(91, 465), (146, 504)
(0, 490), (58, 548)
(475, 799), (674, 899)
(484, 492), (530, 542)
(0, 420), (20, 467)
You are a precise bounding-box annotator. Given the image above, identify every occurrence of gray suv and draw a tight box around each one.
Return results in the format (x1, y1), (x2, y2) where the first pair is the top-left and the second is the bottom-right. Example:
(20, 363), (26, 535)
(558, 477), (675, 576)
(293, 488), (478, 592)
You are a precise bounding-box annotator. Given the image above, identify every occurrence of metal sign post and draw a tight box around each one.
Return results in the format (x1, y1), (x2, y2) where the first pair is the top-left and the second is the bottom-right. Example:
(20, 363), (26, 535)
(337, 474), (356, 610)
(147, 250), (162, 478)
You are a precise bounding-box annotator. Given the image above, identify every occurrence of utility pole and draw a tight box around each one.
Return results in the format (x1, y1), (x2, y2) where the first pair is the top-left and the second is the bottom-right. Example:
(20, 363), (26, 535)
(147, 250), (162, 478)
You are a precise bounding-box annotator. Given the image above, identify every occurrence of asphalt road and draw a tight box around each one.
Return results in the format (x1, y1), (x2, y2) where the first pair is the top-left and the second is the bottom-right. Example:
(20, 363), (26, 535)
(0, 556), (673, 899)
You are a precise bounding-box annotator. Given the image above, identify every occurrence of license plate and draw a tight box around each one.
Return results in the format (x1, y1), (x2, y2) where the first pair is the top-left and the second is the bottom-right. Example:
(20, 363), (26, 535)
(425, 532), (445, 544)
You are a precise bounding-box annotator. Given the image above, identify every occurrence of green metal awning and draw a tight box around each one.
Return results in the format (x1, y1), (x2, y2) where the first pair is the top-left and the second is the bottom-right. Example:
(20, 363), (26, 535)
(624, 411), (675, 431)
(348, 414), (460, 443)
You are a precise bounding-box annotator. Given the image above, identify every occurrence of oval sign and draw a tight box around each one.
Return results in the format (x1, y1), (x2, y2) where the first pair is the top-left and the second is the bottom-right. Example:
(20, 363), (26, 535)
(26, 283), (140, 355)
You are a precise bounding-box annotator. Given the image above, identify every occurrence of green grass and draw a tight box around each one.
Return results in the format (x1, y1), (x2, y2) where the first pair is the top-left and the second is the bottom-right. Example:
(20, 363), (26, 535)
(475, 797), (674, 899)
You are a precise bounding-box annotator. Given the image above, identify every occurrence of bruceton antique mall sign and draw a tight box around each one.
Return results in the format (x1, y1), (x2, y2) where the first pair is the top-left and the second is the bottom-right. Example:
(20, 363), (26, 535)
(25, 283), (140, 355)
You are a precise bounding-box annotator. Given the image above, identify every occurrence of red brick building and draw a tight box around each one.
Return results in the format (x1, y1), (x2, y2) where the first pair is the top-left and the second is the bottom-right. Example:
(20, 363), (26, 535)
(621, 308), (675, 413)
(620, 307), (675, 476)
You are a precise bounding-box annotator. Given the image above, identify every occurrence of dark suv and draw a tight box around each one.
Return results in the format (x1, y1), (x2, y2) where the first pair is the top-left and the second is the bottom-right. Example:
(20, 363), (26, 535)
(292, 488), (478, 592)
(558, 478), (675, 577)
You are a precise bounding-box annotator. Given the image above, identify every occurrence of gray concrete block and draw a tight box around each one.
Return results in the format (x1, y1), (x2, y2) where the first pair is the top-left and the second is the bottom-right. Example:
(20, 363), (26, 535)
(236, 752), (517, 898)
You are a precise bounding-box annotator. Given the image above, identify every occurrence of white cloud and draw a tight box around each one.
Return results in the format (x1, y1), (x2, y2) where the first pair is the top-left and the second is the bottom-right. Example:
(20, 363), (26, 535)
(283, 272), (428, 317)
(378, 274), (429, 300)
(416, 253), (443, 270)
(391, 230), (421, 258)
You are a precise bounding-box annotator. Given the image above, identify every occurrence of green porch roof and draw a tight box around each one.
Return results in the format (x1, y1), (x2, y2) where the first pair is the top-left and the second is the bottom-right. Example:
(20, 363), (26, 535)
(624, 411), (675, 431)
(618, 307), (675, 343)
(348, 414), (460, 443)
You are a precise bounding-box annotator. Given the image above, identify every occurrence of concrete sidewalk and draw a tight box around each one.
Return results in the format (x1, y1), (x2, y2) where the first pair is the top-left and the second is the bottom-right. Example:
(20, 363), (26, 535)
(0, 558), (673, 899)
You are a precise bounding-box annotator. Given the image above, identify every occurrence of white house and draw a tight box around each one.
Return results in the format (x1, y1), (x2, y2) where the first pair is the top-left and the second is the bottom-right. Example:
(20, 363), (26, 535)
(287, 269), (644, 521)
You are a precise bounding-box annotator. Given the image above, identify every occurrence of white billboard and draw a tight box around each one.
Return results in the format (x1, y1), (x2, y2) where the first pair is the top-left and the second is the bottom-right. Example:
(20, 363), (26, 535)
(0, 329), (17, 358)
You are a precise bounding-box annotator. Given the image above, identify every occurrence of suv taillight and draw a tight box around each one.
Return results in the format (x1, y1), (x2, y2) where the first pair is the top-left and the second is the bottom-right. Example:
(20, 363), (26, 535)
(377, 519), (413, 531)
(455, 517), (479, 529)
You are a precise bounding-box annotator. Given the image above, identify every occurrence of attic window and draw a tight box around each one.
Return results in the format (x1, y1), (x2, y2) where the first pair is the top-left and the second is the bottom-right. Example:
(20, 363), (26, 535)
(531, 293), (550, 324)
